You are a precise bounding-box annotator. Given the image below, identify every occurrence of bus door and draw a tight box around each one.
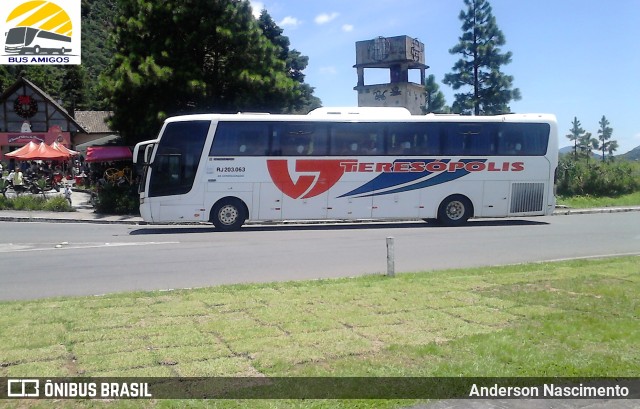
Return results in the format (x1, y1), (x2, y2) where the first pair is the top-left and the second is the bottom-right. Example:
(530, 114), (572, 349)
(149, 121), (210, 222)
(257, 182), (282, 220)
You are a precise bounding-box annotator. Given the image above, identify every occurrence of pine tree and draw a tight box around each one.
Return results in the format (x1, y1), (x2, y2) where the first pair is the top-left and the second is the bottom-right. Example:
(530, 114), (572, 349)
(577, 131), (597, 164)
(423, 75), (448, 114)
(60, 66), (87, 112)
(443, 0), (520, 115)
(566, 117), (586, 158)
(596, 115), (617, 162)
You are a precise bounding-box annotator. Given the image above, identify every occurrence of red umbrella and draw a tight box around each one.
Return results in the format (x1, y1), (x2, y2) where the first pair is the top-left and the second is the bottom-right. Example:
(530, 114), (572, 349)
(5, 141), (39, 158)
(50, 141), (79, 156)
(16, 142), (70, 161)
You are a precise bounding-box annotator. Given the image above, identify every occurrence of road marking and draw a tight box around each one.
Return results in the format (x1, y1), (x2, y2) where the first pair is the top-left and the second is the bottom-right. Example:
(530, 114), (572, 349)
(0, 241), (180, 253)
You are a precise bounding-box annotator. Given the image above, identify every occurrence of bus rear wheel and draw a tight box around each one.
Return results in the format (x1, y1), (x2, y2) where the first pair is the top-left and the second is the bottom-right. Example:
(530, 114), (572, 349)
(210, 198), (246, 231)
(437, 195), (472, 226)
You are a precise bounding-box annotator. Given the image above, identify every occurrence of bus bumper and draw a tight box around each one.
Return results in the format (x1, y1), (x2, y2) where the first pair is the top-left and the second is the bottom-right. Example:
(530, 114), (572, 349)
(139, 198), (153, 222)
(4, 46), (23, 54)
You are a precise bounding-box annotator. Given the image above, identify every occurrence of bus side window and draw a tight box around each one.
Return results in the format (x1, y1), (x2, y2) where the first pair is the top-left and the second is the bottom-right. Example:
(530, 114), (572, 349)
(386, 124), (427, 155)
(387, 133), (413, 155)
(414, 123), (441, 155)
(210, 123), (238, 156)
(330, 123), (381, 156)
(464, 124), (495, 155)
(497, 123), (550, 156)
(210, 122), (269, 156)
(441, 124), (465, 155)
(498, 128), (524, 156)
(275, 122), (328, 156)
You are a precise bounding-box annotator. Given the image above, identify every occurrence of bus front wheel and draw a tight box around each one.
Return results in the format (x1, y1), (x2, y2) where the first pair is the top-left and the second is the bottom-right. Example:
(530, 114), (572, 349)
(210, 198), (246, 231)
(437, 195), (472, 226)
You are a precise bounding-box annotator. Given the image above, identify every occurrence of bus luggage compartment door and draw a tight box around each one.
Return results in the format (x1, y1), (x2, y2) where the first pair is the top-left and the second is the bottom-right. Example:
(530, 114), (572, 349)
(481, 181), (509, 217)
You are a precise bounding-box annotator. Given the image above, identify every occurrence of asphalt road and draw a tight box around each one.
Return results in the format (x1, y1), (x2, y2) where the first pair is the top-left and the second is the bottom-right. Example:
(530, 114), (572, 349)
(1, 212), (639, 301)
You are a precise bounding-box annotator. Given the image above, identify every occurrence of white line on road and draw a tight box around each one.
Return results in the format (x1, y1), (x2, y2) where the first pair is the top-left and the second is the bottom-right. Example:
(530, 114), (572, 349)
(0, 241), (180, 253)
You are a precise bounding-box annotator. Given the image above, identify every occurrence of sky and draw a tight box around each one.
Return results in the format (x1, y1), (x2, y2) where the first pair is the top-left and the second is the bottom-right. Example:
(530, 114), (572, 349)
(249, 0), (640, 154)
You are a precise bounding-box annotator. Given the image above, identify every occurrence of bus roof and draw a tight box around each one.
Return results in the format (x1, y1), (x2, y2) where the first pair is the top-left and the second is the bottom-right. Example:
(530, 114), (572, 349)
(163, 110), (557, 124)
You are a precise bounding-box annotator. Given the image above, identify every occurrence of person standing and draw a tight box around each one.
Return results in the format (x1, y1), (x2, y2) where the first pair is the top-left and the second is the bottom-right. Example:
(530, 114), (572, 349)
(64, 184), (72, 206)
(13, 166), (24, 188)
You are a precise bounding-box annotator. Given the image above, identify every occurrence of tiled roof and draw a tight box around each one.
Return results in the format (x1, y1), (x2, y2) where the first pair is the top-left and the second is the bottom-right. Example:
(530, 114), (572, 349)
(74, 111), (113, 133)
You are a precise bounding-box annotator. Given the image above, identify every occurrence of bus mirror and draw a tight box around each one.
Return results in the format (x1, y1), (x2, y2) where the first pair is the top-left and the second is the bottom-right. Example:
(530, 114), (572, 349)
(144, 145), (154, 164)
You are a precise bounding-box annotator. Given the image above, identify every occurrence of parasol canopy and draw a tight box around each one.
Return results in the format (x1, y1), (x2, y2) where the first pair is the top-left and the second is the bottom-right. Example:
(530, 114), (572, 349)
(13, 142), (71, 160)
(50, 141), (79, 156)
(5, 141), (39, 158)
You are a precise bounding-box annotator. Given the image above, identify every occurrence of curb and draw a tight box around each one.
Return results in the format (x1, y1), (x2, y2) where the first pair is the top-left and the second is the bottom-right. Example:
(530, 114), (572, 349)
(1, 206), (639, 226)
(552, 207), (640, 215)
(0, 215), (145, 225)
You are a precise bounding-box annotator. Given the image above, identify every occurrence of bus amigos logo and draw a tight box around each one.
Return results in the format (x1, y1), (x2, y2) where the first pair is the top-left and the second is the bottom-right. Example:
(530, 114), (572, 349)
(1, 0), (80, 65)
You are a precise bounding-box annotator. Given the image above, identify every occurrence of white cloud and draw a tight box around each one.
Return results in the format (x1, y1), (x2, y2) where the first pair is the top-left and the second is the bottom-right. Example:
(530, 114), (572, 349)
(315, 12), (339, 25)
(319, 66), (338, 75)
(279, 16), (301, 28)
(250, 1), (264, 19)
(342, 24), (354, 32)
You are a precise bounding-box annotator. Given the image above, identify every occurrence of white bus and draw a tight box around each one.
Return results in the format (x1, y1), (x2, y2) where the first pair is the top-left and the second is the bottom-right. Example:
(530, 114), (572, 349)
(133, 108), (558, 230)
(5, 27), (71, 54)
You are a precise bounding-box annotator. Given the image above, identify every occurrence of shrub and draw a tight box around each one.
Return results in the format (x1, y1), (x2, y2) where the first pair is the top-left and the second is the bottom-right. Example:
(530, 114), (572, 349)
(94, 184), (140, 215)
(42, 196), (74, 212)
(0, 196), (13, 209)
(11, 195), (46, 211)
(0, 195), (74, 211)
(556, 157), (640, 197)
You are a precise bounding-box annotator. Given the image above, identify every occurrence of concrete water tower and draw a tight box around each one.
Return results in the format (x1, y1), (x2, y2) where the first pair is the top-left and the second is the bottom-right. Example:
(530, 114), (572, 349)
(354, 35), (428, 115)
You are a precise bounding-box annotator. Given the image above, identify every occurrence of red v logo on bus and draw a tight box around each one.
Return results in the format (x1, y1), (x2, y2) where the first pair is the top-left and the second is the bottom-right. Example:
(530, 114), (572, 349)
(267, 159), (350, 199)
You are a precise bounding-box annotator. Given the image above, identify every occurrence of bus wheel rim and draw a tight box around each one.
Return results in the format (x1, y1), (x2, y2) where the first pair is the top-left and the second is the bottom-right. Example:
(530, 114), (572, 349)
(218, 205), (239, 225)
(446, 201), (465, 220)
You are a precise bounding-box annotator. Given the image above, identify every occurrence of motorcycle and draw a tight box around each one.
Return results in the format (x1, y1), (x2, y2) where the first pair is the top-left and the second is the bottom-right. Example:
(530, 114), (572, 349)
(4, 179), (30, 195)
(26, 175), (61, 195)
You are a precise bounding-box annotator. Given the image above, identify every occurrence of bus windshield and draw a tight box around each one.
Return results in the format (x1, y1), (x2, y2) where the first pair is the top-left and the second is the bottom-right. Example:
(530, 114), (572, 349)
(6, 27), (26, 45)
(148, 120), (210, 197)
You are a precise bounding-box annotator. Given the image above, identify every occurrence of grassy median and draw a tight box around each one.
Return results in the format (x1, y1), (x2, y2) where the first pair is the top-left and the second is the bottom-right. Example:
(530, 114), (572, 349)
(1, 256), (638, 408)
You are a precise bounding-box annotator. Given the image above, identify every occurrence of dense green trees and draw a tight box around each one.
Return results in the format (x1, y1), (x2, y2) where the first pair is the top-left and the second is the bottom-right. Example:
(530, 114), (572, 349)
(443, 0), (520, 115)
(101, 0), (316, 144)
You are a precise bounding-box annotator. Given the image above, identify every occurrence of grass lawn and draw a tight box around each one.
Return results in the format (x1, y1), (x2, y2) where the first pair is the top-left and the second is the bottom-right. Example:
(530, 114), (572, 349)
(557, 191), (640, 208)
(1, 256), (638, 408)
